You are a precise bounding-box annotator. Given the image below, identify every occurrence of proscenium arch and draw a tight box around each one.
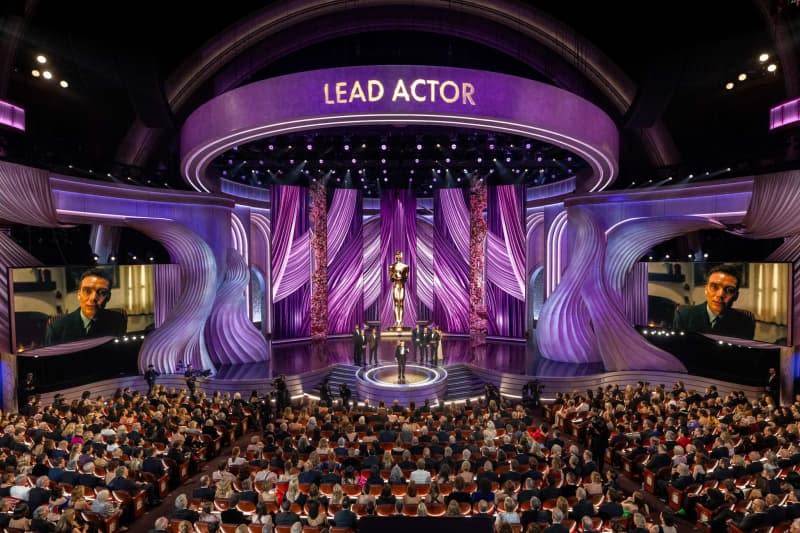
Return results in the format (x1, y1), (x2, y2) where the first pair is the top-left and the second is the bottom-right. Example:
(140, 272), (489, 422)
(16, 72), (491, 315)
(115, 0), (679, 171)
(180, 66), (618, 194)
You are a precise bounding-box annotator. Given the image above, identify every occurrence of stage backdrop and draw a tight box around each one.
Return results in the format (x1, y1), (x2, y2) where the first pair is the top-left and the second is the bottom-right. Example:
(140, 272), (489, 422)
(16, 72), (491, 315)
(327, 189), (363, 334)
(433, 188), (470, 333)
(380, 190), (417, 329)
(271, 185), (310, 339)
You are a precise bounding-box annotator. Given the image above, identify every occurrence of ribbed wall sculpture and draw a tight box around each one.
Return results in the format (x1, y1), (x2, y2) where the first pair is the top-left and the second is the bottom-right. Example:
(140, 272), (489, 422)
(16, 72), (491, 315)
(0, 162), (63, 226)
(249, 213), (271, 334)
(205, 248), (269, 365)
(604, 216), (724, 300)
(740, 171), (800, 237)
(433, 189), (470, 332)
(127, 219), (217, 374)
(327, 189), (363, 334)
(153, 265), (181, 328)
(571, 207), (687, 372)
(537, 209), (601, 364)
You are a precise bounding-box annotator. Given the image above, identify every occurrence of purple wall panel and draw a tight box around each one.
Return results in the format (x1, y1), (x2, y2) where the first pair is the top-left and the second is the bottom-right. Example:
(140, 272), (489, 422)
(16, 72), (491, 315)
(486, 185), (526, 337)
(417, 215), (434, 321)
(362, 217), (381, 320)
(328, 189), (363, 334)
(380, 190), (417, 328)
(271, 185), (310, 338)
(433, 189), (470, 332)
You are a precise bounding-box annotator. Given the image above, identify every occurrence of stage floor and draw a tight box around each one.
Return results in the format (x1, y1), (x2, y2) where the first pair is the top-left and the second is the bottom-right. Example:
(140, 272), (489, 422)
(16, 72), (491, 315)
(213, 336), (605, 380)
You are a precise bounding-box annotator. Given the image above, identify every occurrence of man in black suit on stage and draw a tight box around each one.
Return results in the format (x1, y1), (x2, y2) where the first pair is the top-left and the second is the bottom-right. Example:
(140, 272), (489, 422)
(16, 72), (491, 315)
(352, 324), (364, 365)
(411, 323), (423, 362)
(673, 264), (756, 339)
(395, 341), (408, 382)
(45, 268), (127, 345)
(367, 326), (379, 365)
(430, 326), (441, 366)
(420, 326), (431, 364)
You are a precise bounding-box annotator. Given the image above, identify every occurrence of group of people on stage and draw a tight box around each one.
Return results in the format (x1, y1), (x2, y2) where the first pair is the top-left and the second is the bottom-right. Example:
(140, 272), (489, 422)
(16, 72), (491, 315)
(351, 324), (380, 366)
(351, 322), (445, 368)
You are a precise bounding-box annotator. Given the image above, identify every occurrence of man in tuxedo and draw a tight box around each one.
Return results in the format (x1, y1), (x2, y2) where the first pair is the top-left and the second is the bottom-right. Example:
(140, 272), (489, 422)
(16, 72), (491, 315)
(767, 367), (779, 405)
(352, 324), (364, 365)
(430, 326), (441, 365)
(45, 268), (127, 345)
(395, 341), (408, 382)
(367, 326), (379, 365)
(420, 326), (431, 363)
(673, 264), (755, 339)
(411, 323), (424, 361)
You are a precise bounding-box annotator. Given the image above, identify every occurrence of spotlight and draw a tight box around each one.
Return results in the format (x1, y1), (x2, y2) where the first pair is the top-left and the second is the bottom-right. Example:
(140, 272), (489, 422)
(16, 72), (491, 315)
(767, 64), (778, 73)
(703, 253), (708, 258)
(344, 144), (350, 151)
(380, 144), (387, 151)
(306, 144), (313, 150)
(451, 143), (457, 150)
(36, 54), (47, 64)
(738, 73), (747, 81)
(665, 254), (670, 259)
(725, 82), (734, 90)
(417, 144), (422, 150)
(759, 53), (769, 62)
(31, 69), (40, 77)
(477, 157), (482, 163)
(42, 70), (52, 80)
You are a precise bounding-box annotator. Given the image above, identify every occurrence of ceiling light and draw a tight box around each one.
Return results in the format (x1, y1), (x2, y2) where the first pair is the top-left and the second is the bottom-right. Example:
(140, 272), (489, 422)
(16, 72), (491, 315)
(42, 70), (52, 80)
(31, 69), (40, 77)
(725, 82), (734, 90)
(738, 73), (747, 81)
(59, 80), (68, 88)
(767, 64), (778, 73)
(759, 53), (769, 62)
(36, 55), (47, 64)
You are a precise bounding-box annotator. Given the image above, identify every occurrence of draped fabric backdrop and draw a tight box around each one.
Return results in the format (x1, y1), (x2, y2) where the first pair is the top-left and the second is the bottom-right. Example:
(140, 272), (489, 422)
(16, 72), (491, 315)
(362, 216), (381, 321)
(486, 184), (526, 337)
(416, 214), (434, 322)
(153, 264), (181, 328)
(271, 185), (310, 339)
(380, 190), (417, 328)
(327, 189), (363, 334)
(433, 189), (470, 332)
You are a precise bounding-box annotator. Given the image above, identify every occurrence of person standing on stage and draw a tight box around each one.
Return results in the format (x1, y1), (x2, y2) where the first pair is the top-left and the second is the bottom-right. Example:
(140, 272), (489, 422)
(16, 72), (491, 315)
(352, 324), (364, 365)
(184, 364), (197, 396)
(362, 324), (369, 366)
(144, 364), (160, 396)
(395, 341), (408, 382)
(411, 323), (423, 362)
(420, 326), (431, 364)
(20, 372), (36, 407)
(430, 326), (441, 366)
(320, 378), (333, 407)
(368, 327), (379, 365)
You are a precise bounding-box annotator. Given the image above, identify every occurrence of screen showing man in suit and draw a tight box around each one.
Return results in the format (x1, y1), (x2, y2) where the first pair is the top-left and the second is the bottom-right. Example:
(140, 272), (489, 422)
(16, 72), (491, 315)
(45, 268), (127, 344)
(646, 262), (790, 344)
(12, 265), (155, 350)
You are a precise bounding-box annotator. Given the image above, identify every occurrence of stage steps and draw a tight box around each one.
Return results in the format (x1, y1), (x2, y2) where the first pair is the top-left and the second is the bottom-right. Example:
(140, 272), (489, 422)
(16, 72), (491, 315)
(443, 364), (486, 401)
(307, 364), (362, 402)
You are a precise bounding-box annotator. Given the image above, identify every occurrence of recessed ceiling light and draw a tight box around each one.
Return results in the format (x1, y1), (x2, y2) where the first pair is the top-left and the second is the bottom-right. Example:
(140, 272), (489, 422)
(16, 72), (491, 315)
(767, 64), (778, 73)
(31, 69), (40, 77)
(759, 53), (769, 62)
(36, 55), (47, 64)
(725, 82), (734, 90)
(59, 80), (68, 88)
(42, 70), (52, 80)
(738, 73), (747, 81)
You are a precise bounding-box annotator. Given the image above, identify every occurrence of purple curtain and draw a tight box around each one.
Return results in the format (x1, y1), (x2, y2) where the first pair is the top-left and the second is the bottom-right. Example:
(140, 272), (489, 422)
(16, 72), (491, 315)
(328, 189), (363, 334)
(153, 264), (181, 328)
(416, 215), (434, 322)
(271, 185), (310, 339)
(486, 184), (526, 337)
(433, 189), (470, 332)
(380, 190), (417, 328)
(362, 217), (381, 320)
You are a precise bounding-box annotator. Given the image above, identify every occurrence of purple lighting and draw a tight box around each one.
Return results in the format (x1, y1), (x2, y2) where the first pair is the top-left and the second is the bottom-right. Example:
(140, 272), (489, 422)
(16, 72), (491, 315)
(770, 97), (800, 130)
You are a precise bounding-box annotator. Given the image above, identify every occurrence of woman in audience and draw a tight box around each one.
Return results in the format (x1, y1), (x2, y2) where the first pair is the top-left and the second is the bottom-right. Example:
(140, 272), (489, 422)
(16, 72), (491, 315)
(470, 477), (495, 504)
(330, 483), (344, 506)
(458, 460), (473, 483)
(9, 503), (30, 531)
(305, 500), (327, 528)
(405, 481), (421, 506)
(55, 508), (86, 533)
(198, 501), (220, 533)
(585, 470), (604, 496)
(377, 484), (396, 506)
(426, 481), (444, 505)
(216, 476), (234, 499)
(416, 501), (428, 517)
(69, 486), (90, 512)
(495, 497), (521, 529)
(446, 500), (461, 516)
(390, 464), (406, 485)
(381, 450), (394, 471)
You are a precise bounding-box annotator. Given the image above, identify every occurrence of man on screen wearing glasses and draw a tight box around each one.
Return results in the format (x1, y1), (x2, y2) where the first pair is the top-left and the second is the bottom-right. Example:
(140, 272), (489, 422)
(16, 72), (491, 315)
(673, 264), (756, 339)
(45, 268), (127, 345)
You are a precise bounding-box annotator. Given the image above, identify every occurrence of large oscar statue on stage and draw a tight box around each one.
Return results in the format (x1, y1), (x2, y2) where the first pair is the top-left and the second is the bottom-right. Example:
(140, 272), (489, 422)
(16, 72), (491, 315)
(388, 250), (410, 330)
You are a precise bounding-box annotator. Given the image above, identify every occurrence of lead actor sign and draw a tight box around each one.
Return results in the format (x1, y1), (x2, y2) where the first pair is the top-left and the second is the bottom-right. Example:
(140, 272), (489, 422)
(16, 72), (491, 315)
(324, 78), (476, 105)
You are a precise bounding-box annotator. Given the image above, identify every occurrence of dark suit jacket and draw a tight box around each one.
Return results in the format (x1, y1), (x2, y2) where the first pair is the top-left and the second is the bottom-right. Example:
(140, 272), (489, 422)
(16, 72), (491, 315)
(333, 509), (358, 529)
(192, 487), (215, 501)
(673, 303), (755, 339)
(45, 308), (127, 345)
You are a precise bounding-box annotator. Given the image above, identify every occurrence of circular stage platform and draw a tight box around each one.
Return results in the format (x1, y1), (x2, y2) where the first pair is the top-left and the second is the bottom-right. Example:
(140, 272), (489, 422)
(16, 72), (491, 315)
(355, 363), (447, 405)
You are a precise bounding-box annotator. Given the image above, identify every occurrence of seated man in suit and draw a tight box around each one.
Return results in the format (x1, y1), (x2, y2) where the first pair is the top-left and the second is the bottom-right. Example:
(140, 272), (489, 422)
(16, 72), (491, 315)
(45, 268), (127, 345)
(673, 264), (755, 340)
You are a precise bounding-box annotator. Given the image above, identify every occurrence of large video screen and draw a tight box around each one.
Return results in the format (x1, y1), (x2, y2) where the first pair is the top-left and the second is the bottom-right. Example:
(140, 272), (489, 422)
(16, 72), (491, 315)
(11, 265), (156, 351)
(646, 262), (791, 345)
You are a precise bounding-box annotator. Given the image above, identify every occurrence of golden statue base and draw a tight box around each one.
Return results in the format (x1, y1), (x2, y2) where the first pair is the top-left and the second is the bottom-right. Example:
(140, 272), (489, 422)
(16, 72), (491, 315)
(383, 326), (412, 337)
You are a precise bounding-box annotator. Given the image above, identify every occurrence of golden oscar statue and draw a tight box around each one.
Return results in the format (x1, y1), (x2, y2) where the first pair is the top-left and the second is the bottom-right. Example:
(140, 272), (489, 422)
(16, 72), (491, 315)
(388, 250), (410, 330)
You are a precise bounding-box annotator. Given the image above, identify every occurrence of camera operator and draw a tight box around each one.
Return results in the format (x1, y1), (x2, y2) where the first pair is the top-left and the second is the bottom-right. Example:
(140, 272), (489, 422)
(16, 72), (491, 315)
(586, 414), (610, 473)
(522, 380), (544, 409)
(339, 383), (352, 410)
(271, 375), (289, 413)
(184, 363), (198, 396)
(319, 378), (333, 407)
